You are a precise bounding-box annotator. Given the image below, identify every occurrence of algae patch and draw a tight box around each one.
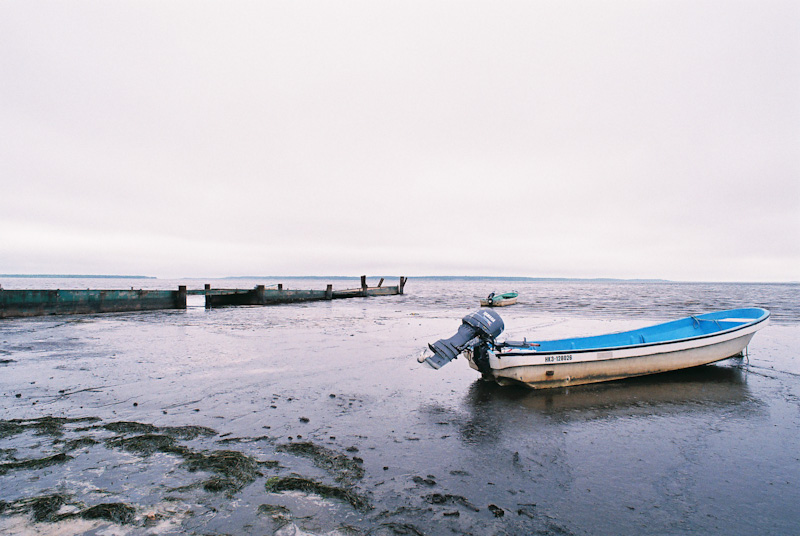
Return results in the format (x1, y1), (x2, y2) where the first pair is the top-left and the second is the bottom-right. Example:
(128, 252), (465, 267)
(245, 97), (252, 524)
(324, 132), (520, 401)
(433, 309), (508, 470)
(0, 416), (99, 439)
(60, 437), (100, 451)
(423, 493), (480, 512)
(257, 503), (292, 525)
(1, 495), (137, 525)
(106, 433), (179, 456)
(103, 426), (269, 496)
(265, 476), (370, 511)
(80, 502), (136, 524)
(277, 441), (364, 483)
(0, 421), (24, 439)
(269, 441), (369, 511)
(22, 494), (68, 522)
(0, 493), (73, 523)
(0, 453), (72, 476)
(181, 449), (264, 494)
(102, 421), (217, 440)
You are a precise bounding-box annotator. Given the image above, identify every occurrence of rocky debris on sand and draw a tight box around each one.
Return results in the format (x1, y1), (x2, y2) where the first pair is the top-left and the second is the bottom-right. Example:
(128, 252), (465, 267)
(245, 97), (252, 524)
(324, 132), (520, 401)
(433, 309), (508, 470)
(423, 493), (480, 512)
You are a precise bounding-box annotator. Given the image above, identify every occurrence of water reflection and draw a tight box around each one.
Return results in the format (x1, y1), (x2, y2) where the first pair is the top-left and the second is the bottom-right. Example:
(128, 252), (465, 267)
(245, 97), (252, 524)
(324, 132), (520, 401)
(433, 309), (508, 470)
(457, 364), (757, 444)
(470, 364), (751, 411)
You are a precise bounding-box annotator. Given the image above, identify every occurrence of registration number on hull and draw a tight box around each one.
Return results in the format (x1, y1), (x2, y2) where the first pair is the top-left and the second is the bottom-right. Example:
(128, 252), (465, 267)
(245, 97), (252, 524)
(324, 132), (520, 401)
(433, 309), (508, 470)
(544, 354), (573, 363)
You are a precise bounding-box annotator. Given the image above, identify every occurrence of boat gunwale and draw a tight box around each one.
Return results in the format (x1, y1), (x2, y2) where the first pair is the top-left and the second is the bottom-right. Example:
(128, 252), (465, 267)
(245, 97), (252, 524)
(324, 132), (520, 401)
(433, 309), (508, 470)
(494, 308), (770, 358)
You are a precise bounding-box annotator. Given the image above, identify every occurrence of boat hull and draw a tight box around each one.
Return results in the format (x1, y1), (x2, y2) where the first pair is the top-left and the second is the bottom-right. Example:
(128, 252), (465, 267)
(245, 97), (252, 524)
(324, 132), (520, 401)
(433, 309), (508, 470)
(465, 308), (768, 389)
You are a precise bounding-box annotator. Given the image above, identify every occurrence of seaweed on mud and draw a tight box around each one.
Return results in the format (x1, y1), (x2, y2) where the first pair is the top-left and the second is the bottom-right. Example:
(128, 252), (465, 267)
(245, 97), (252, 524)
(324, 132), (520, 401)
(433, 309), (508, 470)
(80, 502), (136, 525)
(28, 417), (71, 437)
(30, 494), (68, 522)
(1, 493), (73, 523)
(103, 427), (264, 496)
(376, 506), (432, 520)
(265, 476), (370, 511)
(0, 452), (72, 476)
(37, 417), (100, 436)
(0, 420), (24, 439)
(181, 449), (263, 494)
(102, 421), (216, 440)
(422, 493), (480, 512)
(105, 433), (180, 456)
(257, 503), (292, 524)
(277, 441), (364, 483)
(217, 434), (273, 445)
(0, 416), (100, 439)
(60, 437), (100, 451)
(369, 522), (425, 536)
(103, 421), (160, 435)
(163, 425), (217, 440)
(334, 525), (365, 536)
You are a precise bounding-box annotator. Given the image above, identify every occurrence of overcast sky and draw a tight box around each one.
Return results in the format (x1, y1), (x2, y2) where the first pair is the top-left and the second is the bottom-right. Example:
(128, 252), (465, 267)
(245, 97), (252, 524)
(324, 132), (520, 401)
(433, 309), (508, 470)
(1, 1), (798, 282)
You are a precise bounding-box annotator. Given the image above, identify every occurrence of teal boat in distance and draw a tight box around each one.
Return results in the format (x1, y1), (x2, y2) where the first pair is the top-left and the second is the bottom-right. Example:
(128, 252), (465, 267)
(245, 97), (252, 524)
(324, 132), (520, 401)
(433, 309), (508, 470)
(423, 308), (770, 389)
(480, 291), (518, 307)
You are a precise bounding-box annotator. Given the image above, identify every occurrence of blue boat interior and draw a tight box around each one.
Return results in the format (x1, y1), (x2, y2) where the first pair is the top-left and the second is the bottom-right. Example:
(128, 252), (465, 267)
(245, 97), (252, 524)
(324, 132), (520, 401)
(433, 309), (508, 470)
(501, 308), (768, 352)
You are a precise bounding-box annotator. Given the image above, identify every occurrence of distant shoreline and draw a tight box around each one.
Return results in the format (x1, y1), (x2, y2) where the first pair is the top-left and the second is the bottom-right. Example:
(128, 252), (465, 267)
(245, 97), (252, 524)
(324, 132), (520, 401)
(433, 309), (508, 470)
(0, 274), (156, 279)
(201, 275), (673, 282)
(1, 275), (795, 285)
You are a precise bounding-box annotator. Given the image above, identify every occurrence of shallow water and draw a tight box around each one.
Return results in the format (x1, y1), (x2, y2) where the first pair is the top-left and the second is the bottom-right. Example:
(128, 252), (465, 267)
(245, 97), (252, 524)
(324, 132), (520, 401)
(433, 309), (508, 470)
(1, 278), (798, 535)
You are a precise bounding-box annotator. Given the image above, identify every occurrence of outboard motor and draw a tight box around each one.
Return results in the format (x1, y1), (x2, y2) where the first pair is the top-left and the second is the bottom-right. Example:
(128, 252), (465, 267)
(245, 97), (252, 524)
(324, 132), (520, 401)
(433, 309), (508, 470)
(423, 309), (504, 369)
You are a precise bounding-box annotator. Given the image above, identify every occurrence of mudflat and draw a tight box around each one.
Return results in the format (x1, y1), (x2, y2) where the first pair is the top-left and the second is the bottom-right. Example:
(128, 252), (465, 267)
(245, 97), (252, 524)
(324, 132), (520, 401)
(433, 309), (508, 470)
(1, 279), (799, 535)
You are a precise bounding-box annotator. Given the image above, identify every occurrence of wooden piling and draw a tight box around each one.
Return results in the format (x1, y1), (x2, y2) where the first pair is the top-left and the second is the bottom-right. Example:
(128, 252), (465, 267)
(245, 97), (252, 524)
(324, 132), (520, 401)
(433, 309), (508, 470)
(255, 285), (266, 302)
(177, 286), (187, 309)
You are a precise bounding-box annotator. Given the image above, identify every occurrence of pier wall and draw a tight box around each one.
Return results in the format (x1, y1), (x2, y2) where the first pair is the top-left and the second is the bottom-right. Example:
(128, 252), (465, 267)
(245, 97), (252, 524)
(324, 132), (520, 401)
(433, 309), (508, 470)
(0, 288), (187, 319)
(0, 276), (407, 318)
(203, 281), (406, 308)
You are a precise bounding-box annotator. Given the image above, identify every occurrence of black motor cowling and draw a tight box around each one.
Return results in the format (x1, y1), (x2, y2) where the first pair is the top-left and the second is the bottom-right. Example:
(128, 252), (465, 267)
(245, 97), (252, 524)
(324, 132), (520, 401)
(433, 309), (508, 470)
(424, 309), (504, 369)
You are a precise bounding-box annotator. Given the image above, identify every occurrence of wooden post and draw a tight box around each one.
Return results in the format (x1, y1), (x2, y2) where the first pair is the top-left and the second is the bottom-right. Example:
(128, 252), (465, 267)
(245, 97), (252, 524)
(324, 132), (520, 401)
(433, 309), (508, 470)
(177, 286), (187, 309)
(399, 277), (407, 295)
(360, 275), (368, 297)
(278, 283), (283, 291)
(326, 284), (333, 300)
(255, 284), (266, 304)
(378, 278), (384, 287)
(204, 284), (212, 308)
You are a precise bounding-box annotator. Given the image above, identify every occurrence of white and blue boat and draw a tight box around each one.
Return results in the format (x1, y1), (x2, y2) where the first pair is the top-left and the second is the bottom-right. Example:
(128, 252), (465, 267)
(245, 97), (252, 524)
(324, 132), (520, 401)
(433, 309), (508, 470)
(422, 308), (769, 389)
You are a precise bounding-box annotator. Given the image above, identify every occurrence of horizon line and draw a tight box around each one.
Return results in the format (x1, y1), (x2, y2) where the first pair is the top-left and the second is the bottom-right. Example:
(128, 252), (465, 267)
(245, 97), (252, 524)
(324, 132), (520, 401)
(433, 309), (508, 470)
(1, 274), (797, 285)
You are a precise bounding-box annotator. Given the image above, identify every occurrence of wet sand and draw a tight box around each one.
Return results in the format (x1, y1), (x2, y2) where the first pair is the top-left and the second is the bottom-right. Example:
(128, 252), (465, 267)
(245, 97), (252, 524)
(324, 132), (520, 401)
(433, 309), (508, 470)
(1, 290), (799, 535)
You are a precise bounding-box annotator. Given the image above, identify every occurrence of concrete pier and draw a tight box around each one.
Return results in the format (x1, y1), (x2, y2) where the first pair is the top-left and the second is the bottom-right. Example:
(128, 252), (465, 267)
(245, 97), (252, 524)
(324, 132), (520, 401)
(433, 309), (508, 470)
(0, 277), (407, 318)
(0, 287), (187, 319)
(200, 276), (407, 309)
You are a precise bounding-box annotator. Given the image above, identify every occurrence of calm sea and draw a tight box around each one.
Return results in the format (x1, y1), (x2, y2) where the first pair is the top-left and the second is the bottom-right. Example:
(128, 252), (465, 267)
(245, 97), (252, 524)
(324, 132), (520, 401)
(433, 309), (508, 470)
(4, 276), (799, 323)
